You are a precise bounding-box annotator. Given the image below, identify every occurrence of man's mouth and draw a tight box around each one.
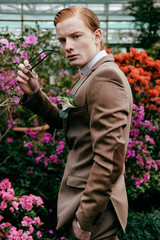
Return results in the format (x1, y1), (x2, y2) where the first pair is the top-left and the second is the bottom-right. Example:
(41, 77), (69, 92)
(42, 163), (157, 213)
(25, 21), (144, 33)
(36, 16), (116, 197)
(67, 54), (78, 60)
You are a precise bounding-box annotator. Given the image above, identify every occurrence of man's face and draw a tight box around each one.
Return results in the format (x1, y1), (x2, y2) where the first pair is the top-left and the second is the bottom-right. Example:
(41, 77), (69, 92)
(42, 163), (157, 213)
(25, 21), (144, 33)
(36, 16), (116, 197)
(56, 16), (100, 69)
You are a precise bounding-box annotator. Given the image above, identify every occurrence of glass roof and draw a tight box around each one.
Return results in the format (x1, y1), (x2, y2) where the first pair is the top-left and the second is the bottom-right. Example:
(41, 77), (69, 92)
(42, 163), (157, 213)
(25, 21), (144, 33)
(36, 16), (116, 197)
(0, 0), (137, 50)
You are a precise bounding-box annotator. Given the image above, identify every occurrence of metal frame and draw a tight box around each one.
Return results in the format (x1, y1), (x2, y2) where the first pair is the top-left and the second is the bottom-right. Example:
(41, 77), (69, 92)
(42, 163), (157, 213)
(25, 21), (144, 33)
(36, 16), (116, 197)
(0, 0), (137, 49)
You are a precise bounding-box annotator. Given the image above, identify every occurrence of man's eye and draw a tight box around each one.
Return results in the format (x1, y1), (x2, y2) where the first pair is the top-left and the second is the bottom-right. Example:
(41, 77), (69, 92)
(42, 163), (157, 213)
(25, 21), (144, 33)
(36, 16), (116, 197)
(73, 35), (80, 39)
(59, 39), (66, 43)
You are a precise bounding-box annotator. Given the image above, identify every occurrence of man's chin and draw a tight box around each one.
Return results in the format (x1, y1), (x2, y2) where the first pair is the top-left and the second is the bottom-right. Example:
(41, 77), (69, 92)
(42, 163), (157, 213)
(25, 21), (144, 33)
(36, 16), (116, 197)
(68, 61), (81, 68)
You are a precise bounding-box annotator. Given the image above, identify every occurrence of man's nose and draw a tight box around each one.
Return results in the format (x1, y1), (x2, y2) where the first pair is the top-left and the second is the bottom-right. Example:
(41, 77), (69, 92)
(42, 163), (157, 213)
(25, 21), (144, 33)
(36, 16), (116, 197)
(65, 39), (74, 51)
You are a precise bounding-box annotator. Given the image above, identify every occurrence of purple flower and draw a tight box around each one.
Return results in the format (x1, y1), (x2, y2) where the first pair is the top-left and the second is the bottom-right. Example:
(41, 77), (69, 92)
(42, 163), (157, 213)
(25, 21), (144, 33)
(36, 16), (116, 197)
(23, 35), (38, 45)
(35, 156), (41, 164)
(66, 89), (71, 96)
(8, 120), (16, 127)
(13, 56), (20, 64)
(6, 137), (14, 143)
(34, 120), (39, 126)
(130, 129), (139, 138)
(40, 52), (46, 59)
(143, 172), (150, 183)
(9, 42), (17, 51)
(20, 50), (29, 60)
(28, 150), (33, 156)
(135, 178), (144, 188)
(13, 96), (20, 104)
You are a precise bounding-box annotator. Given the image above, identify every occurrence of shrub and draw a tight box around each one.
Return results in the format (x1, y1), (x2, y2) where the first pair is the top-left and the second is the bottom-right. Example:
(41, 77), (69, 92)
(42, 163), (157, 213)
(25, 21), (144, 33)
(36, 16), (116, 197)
(0, 178), (44, 239)
(118, 209), (160, 240)
(114, 47), (160, 118)
(125, 104), (160, 201)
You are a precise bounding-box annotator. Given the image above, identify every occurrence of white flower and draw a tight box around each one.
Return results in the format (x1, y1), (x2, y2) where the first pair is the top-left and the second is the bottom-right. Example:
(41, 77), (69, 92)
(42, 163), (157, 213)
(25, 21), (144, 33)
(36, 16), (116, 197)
(57, 94), (75, 119)
(60, 97), (75, 111)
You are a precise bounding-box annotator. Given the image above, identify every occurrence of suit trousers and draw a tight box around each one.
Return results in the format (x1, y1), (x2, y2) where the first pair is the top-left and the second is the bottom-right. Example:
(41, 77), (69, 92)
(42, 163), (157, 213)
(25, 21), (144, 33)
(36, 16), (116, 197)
(69, 201), (120, 240)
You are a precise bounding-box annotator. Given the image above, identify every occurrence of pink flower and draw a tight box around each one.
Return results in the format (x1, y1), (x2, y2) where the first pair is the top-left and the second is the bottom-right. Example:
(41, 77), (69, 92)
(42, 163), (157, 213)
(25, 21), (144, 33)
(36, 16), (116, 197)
(0, 46), (5, 54)
(40, 52), (46, 60)
(20, 50), (29, 60)
(35, 156), (41, 164)
(49, 96), (59, 104)
(36, 231), (42, 238)
(27, 170), (34, 174)
(49, 230), (54, 234)
(56, 141), (65, 154)
(12, 201), (19, 210)
(24, 35), (38, 45)
(0, 178), (12, 190)
(21, 216), (33, 226)
(0, 200), (7, 211)
(9, 207), (14, 212)
(8, 120), (16, 127)
(143, 172), (150, 183)
(13, 56), (20, 64)
(34, 120), (39, 126)
(0, 38), (9, 45)
(28, 150), (33, 156)
(66, 89), (71, 96)
(135, 178), (143, 188)
(152, 163), (158, 170)
(27, 142), (33, 149)
(25, 129), (37, 139)
(13, 96), (20, 104)
(33, 216), (40, 225)
(6, 137), (14, 143)
(9, 42), (17, 51)
(0, 215), (4, 221)
(29, 225), (34, 234)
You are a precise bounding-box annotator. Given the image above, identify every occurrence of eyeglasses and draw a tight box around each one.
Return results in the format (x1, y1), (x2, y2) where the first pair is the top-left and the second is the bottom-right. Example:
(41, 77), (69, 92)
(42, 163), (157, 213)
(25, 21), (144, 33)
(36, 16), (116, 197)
(26, 49), (60, 71)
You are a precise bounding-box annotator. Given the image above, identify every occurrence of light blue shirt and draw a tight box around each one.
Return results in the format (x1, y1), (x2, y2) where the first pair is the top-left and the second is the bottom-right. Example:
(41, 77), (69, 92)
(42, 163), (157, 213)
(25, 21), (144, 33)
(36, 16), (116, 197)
(79, 49), (107, 77)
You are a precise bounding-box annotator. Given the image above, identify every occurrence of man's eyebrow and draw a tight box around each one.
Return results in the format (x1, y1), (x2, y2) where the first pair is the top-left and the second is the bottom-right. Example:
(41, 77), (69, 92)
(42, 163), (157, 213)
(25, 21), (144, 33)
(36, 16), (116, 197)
(58, 31), (83, 40)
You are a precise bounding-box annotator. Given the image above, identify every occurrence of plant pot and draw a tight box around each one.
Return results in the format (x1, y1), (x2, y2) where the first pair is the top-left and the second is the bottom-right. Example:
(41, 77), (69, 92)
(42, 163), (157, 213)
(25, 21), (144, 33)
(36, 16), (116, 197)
(13, 124), (50, 142)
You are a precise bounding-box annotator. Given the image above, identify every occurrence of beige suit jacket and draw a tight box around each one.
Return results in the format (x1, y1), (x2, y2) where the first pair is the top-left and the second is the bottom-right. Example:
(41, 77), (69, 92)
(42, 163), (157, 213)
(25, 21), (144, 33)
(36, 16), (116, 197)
(22, 54), (133, 233)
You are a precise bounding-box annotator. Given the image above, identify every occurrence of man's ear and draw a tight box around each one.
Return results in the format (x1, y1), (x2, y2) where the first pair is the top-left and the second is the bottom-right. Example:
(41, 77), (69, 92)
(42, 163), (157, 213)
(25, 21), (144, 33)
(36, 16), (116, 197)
(94, 29), (102, 43)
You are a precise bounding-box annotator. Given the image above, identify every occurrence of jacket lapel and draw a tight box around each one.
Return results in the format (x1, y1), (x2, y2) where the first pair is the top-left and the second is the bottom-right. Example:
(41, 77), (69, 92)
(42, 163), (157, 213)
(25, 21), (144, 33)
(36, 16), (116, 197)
(71, 54), (114, 96)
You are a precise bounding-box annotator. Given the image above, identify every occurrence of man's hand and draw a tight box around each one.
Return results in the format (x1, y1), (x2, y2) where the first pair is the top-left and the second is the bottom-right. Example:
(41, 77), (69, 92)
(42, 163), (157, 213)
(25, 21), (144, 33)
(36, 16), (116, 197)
(72, 218), (91, 240)
(17, 60), (39, 95)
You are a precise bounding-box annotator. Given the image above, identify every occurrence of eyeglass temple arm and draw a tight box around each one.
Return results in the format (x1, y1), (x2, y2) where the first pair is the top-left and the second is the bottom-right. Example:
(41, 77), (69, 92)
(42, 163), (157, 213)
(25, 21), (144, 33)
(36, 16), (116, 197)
(27, 49), (60, 71)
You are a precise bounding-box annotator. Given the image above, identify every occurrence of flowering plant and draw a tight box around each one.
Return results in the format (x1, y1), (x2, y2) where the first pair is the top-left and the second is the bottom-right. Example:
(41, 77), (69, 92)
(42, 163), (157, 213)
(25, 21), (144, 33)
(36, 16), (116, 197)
(57, 93), (75, 119)
(114, 47), (160, 118)
(125, 104), (160, 200)
(0, 178), (44, 239)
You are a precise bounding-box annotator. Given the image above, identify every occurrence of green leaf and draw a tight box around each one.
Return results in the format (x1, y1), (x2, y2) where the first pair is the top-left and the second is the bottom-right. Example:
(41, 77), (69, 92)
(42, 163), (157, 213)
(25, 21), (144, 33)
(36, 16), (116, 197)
(59, 110), (68, 119)
(68, 93), (75, 100)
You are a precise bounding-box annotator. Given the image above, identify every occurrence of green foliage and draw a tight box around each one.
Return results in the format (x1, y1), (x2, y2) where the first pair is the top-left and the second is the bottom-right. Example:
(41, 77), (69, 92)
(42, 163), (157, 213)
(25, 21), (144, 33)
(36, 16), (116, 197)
(118, 209), (160, 240)
(147, 41), (160, 60)
(127, 0), (160, 49)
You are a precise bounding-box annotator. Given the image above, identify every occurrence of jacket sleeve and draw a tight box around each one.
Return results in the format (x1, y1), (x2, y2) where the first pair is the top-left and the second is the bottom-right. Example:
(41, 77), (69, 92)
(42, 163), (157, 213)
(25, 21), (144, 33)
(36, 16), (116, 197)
(76, 67), (130, 232)
(20, 88), (63, 129)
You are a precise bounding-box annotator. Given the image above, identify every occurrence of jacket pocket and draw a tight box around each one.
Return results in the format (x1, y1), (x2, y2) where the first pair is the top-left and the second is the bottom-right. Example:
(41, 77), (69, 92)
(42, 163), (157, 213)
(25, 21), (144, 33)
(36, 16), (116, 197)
(67, 175), (87, 189)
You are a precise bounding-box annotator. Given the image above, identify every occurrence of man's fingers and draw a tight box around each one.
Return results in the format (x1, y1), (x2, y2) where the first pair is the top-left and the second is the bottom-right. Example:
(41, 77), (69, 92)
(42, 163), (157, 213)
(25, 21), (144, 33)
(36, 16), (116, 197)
(18, 63), (29, 74)
(16, 76), (27, 84)
(17, 70), (29, 81)
(24, 60), (32, 69)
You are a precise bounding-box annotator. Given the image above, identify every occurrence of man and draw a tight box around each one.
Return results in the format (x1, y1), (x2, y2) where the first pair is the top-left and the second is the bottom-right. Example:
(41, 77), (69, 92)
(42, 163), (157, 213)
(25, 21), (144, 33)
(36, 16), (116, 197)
(17, 6), (133, 240)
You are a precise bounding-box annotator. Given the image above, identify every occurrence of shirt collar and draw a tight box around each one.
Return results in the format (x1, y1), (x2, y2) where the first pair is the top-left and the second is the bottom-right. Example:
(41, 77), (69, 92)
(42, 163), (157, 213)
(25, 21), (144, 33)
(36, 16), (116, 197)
(79, 49), (107, 77)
